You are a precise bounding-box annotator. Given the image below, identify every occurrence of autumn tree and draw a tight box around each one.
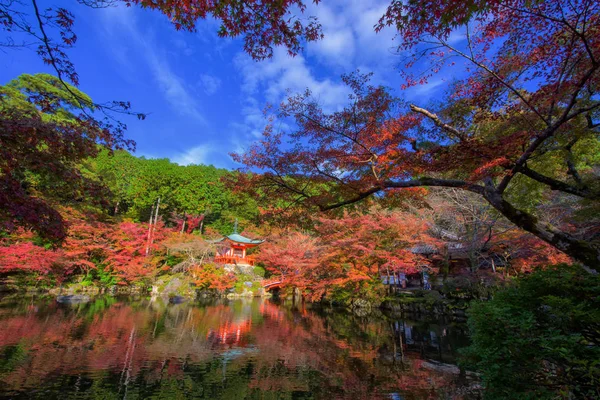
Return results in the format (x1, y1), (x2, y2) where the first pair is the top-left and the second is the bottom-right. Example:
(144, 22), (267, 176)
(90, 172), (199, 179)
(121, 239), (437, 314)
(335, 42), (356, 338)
(190, 263), (237, 293)
(234, 1), (600, 267)
(310, 209), (433, 302)
(163, 233), (216, 272)
(256, 230), (320, 287)
(257, 209), (434, 302)
(0, 235), (64, 280)
(106, 221), (168, 283)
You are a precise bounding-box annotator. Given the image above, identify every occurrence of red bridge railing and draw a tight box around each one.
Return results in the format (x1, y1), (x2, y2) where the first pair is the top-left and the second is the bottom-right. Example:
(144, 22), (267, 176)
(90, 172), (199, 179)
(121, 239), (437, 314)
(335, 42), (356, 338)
(263, 277), (284, 290)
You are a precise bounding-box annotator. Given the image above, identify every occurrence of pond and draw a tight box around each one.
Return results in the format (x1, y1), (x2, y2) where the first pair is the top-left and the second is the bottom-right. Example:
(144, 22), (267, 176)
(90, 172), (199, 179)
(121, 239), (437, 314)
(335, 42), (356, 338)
(0, 296), (474, 399)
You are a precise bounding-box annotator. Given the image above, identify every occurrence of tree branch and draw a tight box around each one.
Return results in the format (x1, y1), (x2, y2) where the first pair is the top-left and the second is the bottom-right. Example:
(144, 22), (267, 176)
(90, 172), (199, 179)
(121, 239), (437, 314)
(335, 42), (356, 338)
(519, 165), (592, 198)
(409, 105), (466, 141)
(319, 178), (485, 211)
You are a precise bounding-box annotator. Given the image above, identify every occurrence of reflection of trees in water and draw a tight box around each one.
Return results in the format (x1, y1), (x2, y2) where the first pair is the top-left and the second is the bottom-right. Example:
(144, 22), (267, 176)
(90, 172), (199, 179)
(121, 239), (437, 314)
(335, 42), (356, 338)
(0, 296), (470, 399)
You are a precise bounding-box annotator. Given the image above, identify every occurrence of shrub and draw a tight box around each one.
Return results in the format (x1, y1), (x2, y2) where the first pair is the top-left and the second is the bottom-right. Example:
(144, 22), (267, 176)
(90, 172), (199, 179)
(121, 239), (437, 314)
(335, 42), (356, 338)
(461, 264), (600, 399)
(190, 263), (237, 292)
(252, 266), (266, 277)
(440, 275), (505, 300)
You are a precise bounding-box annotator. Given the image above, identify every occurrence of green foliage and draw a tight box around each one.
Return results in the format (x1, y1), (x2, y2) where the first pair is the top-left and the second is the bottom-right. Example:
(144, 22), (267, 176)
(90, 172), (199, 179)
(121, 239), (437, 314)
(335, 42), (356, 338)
(81, 264), (117, 287)
(233, 274), (253, 294)
(462, 264), (600, 399)
(87, 149), (259, 233)
(1, 73), (93, 124)
(439, 275), (504, 301)
(0, 344), (27, 374)
(252, 266), (266, 277)
(328, 278), (386, 306)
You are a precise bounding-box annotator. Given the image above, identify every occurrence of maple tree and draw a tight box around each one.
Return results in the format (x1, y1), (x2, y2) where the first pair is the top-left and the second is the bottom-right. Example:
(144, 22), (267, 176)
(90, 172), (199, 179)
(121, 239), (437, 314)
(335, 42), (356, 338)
(0, 240), (64, 280)
(190, 262), (237, 292)
(310, 209), (433, 302)
(59, 208), (113, 276)
(0, 74), (132, 241)
(171, 212), (205, 234)
(106, 220), (168, 283)
(234, 0), (600, 267)
(256, 230), (320, 288)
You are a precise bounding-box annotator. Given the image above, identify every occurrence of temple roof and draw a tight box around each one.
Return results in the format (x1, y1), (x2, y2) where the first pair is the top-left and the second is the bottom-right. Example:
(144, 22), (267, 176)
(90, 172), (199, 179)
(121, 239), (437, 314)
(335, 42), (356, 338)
(209, 233), (264, 245)
(226, 233), (264, 245)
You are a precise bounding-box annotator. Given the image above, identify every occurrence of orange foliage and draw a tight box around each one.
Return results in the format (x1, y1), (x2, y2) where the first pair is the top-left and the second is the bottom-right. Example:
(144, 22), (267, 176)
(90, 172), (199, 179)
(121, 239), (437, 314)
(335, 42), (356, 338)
(190, 263), (237, 292)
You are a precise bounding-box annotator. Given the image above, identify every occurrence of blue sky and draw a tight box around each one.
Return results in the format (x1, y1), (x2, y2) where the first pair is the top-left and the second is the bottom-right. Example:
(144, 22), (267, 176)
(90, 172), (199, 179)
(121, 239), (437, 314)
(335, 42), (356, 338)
(0, 0), (455, 169)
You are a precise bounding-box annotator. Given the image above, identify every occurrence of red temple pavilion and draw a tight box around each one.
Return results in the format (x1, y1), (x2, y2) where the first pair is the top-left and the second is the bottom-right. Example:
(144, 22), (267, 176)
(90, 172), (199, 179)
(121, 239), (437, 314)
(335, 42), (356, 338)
(213, 232), (264, 265)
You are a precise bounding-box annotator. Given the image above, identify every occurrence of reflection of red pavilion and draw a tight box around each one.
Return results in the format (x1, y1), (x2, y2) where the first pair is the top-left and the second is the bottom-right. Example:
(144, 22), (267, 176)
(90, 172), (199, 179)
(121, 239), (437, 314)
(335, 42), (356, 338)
(213, 226), (264, 266)
(207, 319), (253, 346)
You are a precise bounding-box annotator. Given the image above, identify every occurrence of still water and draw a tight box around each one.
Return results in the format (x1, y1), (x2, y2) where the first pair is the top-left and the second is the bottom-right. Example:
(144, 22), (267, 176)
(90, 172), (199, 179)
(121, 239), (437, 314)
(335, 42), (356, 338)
(0, 296), (472, 399)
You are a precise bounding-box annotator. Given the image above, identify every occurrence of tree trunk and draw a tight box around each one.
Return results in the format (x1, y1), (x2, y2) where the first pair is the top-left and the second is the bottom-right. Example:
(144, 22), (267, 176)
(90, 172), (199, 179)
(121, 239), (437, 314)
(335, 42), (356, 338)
(145, 202), (155, 257)
(180, 213), (186, 234)
(150, 197), (161, 248)
(483, 188), (600, 269)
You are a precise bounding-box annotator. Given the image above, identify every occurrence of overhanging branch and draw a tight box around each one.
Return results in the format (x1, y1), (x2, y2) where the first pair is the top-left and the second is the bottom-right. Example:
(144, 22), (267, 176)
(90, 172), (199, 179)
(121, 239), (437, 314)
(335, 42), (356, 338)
(319, 178), (485, 211)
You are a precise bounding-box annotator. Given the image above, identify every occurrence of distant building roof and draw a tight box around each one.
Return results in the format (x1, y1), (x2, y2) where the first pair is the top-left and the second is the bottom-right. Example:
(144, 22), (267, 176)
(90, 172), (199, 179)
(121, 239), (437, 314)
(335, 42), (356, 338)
(429, 225), (461, 241)
(410, 243), (438, 255)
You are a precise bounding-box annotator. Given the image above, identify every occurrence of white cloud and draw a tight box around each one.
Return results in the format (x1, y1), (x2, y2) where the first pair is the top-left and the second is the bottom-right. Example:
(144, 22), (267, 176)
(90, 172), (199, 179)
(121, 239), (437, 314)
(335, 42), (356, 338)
(236, 47), (350, 110)
(199, 74), (222, 95)
(447, 30), (466, 45)
(100, 6), (206, 123)
(412, 78), (446, 95)
(233, 46), (352, 148)
(304, 0), (397, 71)
(172, 144), (214, 166)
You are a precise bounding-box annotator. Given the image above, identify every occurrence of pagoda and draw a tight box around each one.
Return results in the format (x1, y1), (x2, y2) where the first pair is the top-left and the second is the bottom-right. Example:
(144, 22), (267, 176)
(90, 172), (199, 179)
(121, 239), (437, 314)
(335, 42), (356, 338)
(213, 221), (264, 266)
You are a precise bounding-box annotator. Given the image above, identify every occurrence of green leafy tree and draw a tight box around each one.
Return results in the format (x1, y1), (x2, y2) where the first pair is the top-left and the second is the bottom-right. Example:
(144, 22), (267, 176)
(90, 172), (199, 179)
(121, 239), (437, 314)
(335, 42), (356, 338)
(462, 264), (600, 399)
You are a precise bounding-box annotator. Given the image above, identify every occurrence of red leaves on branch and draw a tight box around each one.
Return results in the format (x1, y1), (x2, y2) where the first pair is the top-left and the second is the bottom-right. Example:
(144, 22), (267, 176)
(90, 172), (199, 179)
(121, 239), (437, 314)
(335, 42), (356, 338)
(171, 213), (204, 234)
(234, 1), (600, 266)
(129, 0), (322, 60)
(106, 221), (168, 283)
(257, 230), (320, 289)
(0, 241), (63, 278)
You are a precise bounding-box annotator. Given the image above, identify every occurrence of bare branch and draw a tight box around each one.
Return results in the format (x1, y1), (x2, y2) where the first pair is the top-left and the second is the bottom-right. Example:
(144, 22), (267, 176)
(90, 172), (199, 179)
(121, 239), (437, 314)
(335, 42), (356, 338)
(409, 104), (466, 141)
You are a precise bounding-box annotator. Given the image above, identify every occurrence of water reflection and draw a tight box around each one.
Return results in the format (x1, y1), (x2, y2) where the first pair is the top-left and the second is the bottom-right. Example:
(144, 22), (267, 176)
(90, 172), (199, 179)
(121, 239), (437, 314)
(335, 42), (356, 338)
(0, 296), (471, 399)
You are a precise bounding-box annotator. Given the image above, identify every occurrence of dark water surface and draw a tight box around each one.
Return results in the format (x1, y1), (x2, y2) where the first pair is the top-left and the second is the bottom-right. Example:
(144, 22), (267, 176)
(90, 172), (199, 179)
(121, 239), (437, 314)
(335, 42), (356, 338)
(0, 296), (472, 399)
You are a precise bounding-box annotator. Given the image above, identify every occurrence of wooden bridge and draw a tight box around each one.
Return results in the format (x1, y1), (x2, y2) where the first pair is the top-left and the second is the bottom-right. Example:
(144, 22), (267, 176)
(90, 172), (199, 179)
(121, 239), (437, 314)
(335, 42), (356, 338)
(262, 278), (283, 290)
